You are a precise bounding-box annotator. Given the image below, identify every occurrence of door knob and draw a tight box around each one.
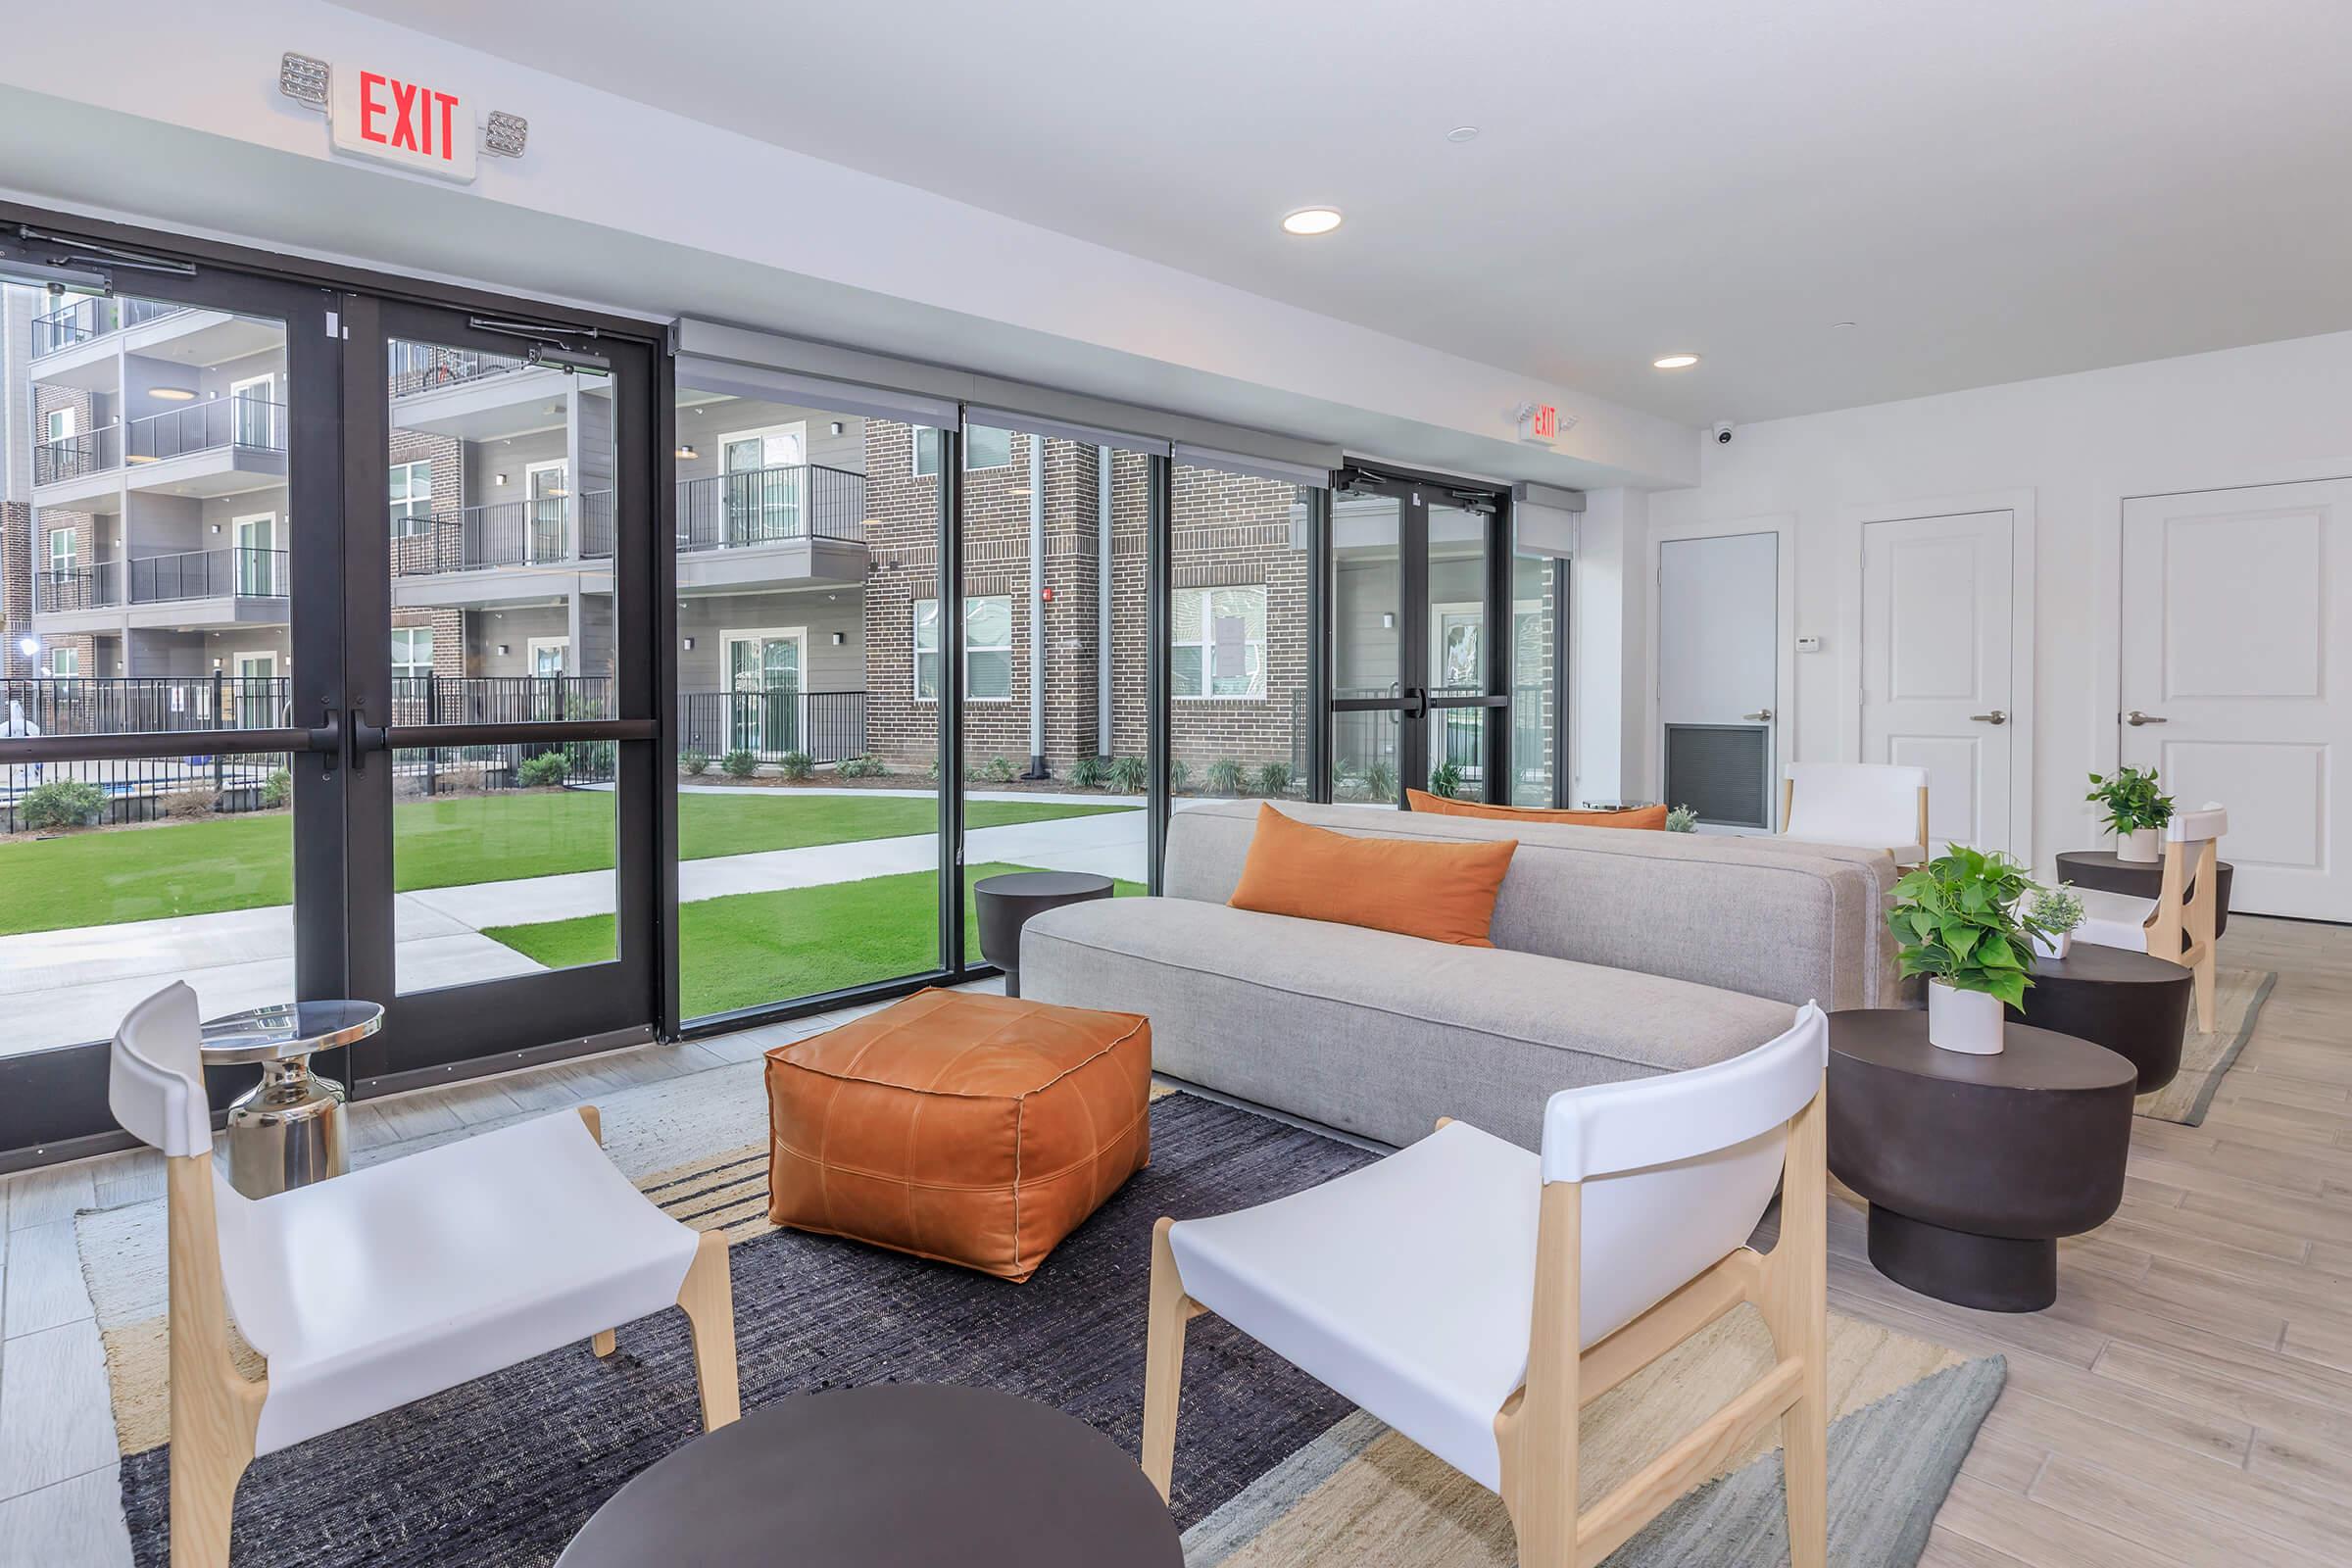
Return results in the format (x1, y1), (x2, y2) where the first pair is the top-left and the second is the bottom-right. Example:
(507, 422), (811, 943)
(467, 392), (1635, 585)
(2124, 710), (2167, 726)
(1742, 709), (1774, 722)
(1970, 710), (2007, 725)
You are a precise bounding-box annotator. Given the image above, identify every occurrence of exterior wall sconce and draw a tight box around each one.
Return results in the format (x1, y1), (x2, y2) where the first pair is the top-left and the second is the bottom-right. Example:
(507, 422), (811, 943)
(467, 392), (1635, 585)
(496, 644), (511, 657)
(832, 631), (847, 646)
(829, 421), (845, 437)
(1381, 612), (1396, 629)
(682, 637), (696, 651)
(495, 473), (509, 486)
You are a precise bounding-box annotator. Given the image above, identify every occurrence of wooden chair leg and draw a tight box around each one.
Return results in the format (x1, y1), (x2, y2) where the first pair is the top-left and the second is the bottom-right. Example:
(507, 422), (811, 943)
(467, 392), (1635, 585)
(591, 1329), (617, 1357)
(574, 1105), (622, 1359)
(169, 1439), (254, 1568)
(166, 1156), (266, 1568)
(2193, 948), (2218, 1033)
(1142, 1216), (1194, 1501)
(1760, 1087), (1830, 1568)
(675, 1229), (740, 1431)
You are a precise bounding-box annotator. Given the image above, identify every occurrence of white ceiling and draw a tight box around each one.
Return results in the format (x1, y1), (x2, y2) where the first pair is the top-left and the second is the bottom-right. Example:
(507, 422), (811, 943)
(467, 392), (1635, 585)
(347, 0), (2352, 425)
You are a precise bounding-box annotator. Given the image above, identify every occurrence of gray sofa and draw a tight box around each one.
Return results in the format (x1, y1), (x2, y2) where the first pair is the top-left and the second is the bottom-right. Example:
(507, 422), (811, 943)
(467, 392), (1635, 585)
(1021, 800), (1898, 1150)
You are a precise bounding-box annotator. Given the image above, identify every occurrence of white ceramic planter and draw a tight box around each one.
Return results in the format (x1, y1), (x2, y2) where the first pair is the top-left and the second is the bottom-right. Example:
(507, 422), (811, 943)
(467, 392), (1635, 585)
(2115, 826), (2161, 863)
(2031, 928), (2074, 961)
(1928, 979), (2006, 1054)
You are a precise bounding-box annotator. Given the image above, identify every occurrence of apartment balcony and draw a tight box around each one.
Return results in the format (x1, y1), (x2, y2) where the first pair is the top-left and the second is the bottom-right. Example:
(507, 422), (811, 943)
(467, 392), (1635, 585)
(29, 398), (288, 507)
(389, 493), (616, 610)
(30, 547), (290, 634)
(388, 345), (578, 440)
(674, 463), (868, 591)
(27, 297), (280, 390)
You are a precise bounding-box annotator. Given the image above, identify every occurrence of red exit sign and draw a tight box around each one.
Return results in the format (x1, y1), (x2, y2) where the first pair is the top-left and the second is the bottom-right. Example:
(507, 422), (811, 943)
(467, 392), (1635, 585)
(331, 66), (478, 182)
(1518, 403), (1560, 445)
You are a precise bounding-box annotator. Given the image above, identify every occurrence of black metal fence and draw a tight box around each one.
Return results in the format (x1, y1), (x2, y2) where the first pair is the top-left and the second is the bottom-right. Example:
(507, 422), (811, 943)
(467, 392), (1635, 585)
(388, 674), (613, 726)
(0, 752), (291, 832)
(676, 690), (866, 763)
(2, 676), (293, 736)
(677, 464), (866, 552)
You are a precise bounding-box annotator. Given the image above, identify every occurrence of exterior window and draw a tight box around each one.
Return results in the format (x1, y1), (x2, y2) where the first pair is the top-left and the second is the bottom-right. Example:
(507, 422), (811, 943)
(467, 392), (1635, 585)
(1172, 585), (1267, 699)
(388, 460), (434, 535)
(44, 409), (74, 446)
(47, 528), (76, 576)
(49, 649), (79, 681)
(390, 627), (434, 682)
(911, 423), (1013, 476)
(912, 595), (1014, 701)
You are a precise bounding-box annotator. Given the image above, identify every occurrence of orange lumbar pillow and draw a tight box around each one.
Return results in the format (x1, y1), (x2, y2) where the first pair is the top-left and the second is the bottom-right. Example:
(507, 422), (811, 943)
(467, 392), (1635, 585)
(1229, 803), (1516, 947)
(1406, 790), (1670, 830)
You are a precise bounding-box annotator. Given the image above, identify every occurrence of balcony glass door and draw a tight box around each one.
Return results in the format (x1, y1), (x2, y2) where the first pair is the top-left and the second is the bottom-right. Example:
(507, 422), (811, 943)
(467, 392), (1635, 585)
(725, 630), (803, 755)
(720, 424), (805, 544)
(527, 460), (570, 562)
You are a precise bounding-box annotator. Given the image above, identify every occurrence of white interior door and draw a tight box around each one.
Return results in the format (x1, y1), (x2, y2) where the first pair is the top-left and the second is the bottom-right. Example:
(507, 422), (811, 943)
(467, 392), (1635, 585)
(1657, 532), (1778, 829)
(1861, 512), (2013, 856)
(2121, 479), (2352, 920)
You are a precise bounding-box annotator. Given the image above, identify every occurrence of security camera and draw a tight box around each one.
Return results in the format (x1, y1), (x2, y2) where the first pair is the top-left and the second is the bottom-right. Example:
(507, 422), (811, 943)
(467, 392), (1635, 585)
(1712, 422), (1736, 445)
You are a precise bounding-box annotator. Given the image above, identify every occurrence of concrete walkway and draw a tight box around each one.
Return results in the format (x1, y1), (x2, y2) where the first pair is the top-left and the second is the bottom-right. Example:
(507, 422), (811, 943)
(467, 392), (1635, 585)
(0, 806), (1147, 1057)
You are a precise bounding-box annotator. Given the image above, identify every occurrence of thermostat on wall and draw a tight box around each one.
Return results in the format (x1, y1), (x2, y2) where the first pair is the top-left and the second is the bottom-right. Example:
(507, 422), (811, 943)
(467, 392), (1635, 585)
(1795, 635), (1823, 654)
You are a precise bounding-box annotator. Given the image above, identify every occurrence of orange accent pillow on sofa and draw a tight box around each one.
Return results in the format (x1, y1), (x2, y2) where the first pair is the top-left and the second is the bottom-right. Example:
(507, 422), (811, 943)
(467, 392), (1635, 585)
(1406, 790), (1670, 830)
(1228, 803), (1516, 947)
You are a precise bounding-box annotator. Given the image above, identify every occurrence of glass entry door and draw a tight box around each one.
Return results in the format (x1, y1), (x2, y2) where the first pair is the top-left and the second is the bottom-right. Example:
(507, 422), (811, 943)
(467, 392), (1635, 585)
(1327, 471), (1510, 803)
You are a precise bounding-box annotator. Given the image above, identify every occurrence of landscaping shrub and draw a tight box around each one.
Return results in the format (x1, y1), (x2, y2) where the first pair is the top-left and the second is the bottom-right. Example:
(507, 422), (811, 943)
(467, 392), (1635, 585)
(20, 778), (106, 831)
(261, 768), (293, 809)
(1109, 755), (1149, 794)
(159, 787), (220, 821)
(1427, 760), (1464, 800)
(1067, 756), (1108, 790)
(721, 749), (760, 779)
(679, 750), (710, 777)
(1254, 760), (1294, 798)
(1205, 757), (1247, 795)
(1365, 760), (1397, 801)
(838, 755), (888, 779)
(775, 750), (814, 781)
(516, 752), (571, 788)
(979, 756), (1017, 784)
(1165, 759), (1191, 795)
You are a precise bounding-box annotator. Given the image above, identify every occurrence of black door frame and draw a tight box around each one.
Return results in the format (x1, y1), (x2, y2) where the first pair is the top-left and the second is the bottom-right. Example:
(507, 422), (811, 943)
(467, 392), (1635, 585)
(1324, 464), (1514, 804)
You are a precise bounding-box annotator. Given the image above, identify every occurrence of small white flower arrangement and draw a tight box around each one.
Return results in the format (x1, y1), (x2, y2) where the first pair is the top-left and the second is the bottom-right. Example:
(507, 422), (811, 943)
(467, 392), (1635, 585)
(2027, 884), (2085, 959)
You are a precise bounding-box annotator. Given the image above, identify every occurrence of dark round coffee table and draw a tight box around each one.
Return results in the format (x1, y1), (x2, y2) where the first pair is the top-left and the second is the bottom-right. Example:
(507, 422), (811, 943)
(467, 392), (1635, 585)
(2055, 849), (2233, 938)
(2014, 943), (2193, 1093)
(557, 1385), (1183, 1567)
(974, 870), (1114, 997)
(1827, 1009), (2135, 1313)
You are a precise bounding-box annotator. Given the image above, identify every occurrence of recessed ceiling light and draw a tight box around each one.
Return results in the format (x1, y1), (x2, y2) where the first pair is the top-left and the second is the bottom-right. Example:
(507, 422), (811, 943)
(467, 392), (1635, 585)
(1652, 354), (1701, 369)
(1281, 207), (1344, 236)
(1446, 125), (1480, 143)
(149, 387), (196, 402)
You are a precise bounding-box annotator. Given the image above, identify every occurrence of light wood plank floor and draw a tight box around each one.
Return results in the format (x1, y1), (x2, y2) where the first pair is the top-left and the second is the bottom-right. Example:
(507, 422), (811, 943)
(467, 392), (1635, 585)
(1, 927), (2345, 1565)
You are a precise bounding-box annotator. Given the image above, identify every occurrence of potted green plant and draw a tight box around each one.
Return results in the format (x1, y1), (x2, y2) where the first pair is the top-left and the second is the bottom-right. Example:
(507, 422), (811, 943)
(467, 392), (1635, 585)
(2027, 884), (2085, 960)
(1887, 845), (2057, 1054)
(2085, 766), (2173, 863)
(1665, 804), (1698, 833)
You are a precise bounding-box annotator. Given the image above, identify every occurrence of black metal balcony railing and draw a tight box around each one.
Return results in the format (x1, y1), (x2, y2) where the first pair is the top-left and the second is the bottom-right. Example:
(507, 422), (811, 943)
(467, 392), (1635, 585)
(1, 675), (292, 736)
(387, 345), (532, 397)
(389, 492), (615, 576)
(33, 567), (103, 614)
(28, 295), (189, 358)
(32, 424), (121, 486)
(389, 673), (614, 726)
(677, 464), (866, 553)
(120, 547), (288, 604)
(125, 396), (286, 464)
(676, 690), (867, 764)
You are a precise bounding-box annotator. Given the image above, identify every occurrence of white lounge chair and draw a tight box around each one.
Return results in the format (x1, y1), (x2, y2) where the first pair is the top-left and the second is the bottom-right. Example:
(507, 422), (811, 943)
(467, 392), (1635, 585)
(1140, 1004), (1832, 1568)
(109, 982), (739, 1568)
(2073, 804), (2229, 1031)
(1782, 761), (1931, 864)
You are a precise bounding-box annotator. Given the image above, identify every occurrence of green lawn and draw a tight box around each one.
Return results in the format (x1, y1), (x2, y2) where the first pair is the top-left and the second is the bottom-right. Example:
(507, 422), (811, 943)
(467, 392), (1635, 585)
(0, 792), (1135, 937)
(486, 861), (1145, 1019)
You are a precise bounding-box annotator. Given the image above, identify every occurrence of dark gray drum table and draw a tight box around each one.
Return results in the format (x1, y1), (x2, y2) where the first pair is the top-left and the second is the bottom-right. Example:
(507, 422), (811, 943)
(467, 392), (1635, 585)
(973, 870), (1114, 997)
(556, 1384), (1184, 1567)
(1828, 1008), (2135, 1312)
(2013, 942), (2194, 1093)
(2055, 849), (2233, 938)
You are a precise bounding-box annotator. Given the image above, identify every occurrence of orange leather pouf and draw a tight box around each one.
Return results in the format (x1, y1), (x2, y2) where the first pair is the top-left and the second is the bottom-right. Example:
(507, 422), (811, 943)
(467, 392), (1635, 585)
(765, 988), (1152, 1282)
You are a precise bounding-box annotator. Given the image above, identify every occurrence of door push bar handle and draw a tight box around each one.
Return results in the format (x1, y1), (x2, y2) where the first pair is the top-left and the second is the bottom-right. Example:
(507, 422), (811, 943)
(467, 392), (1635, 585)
(349, 702), (390, 769)
(1400, 686), (1430, 720)
(306, 706), (343, 777)
(1741, 709), (1775, 722)
(1970, 710), (2008, 725)
(2124, 710), (2167, 726)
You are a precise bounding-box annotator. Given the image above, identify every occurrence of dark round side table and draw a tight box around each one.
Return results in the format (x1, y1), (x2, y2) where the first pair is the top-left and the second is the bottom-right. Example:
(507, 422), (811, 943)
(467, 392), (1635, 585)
(974, 870), (1114, 997)
(2055, 849), (2233, 938)
(1828, 1009), (2135, 1312)
(557, 1385), (1183, 1568)
(2014, 943), (2194, 1093)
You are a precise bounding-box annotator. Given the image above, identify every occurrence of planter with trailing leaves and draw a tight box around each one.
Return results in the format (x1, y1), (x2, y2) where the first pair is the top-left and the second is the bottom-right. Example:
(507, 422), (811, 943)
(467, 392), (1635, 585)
(1888, 846), (2057, 1054)
(2085, 766), (2173, 863)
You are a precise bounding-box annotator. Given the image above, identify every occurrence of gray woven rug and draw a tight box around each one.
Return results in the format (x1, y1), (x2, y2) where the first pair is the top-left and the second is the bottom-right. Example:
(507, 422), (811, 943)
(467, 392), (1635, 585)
(119, 1093), (1998, 1566)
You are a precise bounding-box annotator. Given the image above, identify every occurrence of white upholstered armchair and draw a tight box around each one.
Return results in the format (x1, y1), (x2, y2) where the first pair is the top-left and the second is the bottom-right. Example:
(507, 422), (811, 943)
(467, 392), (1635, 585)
(1141, 1004), (1832, 1568)
(110, 983), (739, 1568)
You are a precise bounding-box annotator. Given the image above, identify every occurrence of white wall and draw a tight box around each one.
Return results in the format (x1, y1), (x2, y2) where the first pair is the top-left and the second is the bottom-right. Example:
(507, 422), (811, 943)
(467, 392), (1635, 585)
(1571, 487), (1647, 806)
(1644, 327), (2352, 870)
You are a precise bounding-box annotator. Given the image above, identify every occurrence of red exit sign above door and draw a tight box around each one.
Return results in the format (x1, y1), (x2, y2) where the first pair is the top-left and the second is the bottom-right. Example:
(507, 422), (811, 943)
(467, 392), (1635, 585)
(329, 66), (478, 182)
(1516, 402), (1574, 445)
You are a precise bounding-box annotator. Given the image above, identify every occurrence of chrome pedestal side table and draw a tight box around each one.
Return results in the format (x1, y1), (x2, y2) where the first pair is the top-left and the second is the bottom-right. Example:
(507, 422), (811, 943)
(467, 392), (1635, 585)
(199, 1001), (383, 1198)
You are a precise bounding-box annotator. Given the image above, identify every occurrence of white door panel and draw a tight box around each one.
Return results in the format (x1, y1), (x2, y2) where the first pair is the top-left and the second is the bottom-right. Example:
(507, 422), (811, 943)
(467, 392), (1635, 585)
(1862, 512), (2013, 857)
(2122, 480), (2350, 918)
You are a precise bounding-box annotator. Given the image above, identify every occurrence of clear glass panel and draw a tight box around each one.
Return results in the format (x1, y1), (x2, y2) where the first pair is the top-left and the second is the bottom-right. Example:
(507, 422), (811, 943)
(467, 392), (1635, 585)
(1329, 488), (1401, 801)
(11, 290), (290, 734)
(1509, 549), (1564, 807)
(1330, 709), (1400, 805)
(1171, 466), (1314, 803)
(388, 333), (618, 994)
(664, 378), (943, 1020)
(0, 747), (292, 1056)
(1424, 501), (1490, 799)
